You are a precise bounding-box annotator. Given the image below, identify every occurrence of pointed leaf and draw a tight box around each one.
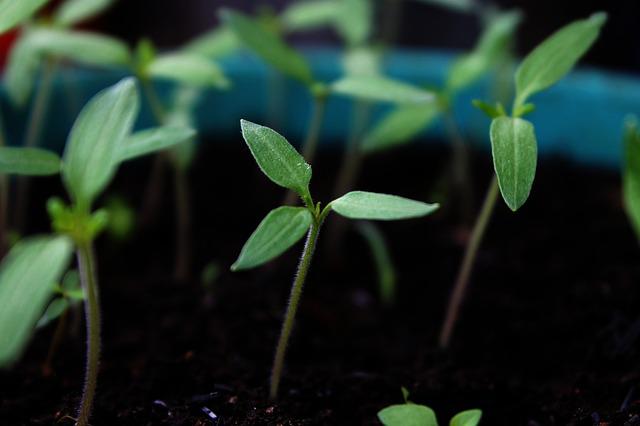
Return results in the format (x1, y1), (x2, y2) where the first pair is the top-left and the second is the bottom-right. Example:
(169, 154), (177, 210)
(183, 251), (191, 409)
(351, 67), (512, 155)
(54, 0), (115, 27)
(0, 235), (73, 367)
(62, 77), (140, 207)
(231, 206), (313, 271)
(281, 0), (338, 32)
(0, 147), (61, 175)
(240, 120), (312, 199)
(331, 76), (435, 104)
(0, 0), (51, 34)
(514, 12), (606, 107)
(378, 404), (439, 426)
(4, 31), (41, 107)
(334, 0), (372, 46)
(490, 116), (537, 211)
(184, 26), (240, 59)
(28, 28), (131, 68)
(331, 191), (439, 220)
(147, 53), (230, 89)
(220, 9), (314, 86)
(36, 298), (69, 328)
(450, 409), (482, 426)
(362, 104), (439, 153)
(120, 126), (196, 162)
(623, 119), (640, 241)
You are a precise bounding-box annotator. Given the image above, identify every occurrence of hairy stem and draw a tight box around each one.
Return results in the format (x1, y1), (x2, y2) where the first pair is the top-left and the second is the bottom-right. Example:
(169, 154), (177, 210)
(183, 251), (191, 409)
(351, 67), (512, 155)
(14, 59), (57, 231)
(76, 243), (101, 426)
(283, 96), (327, 205)
(439, 176), (499, 348)
(270, 218), (322, 400)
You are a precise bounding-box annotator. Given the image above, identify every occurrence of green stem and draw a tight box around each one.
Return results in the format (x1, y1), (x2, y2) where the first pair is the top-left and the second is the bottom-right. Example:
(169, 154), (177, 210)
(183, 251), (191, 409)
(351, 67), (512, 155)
(75, 243), (101, 426)
(438, 176), (499, 349)
(283, 95), (327, 205)
(443, 109), (473, 225)
(14, 58), (57, 231)
(270, 216), (323, 400)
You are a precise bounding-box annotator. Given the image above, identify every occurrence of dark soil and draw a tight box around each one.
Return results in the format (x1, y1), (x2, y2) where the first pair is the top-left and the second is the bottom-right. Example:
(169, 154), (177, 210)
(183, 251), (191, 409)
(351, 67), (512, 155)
(1, 141), (640, 425)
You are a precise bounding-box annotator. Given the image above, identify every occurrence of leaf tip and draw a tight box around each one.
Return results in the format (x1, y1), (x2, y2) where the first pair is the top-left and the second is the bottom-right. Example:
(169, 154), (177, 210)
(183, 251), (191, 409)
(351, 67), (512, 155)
(590, 11), (608, 26)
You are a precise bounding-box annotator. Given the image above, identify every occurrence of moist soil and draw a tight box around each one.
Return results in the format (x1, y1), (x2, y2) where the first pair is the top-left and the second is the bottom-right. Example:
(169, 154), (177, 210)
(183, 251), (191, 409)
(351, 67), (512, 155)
(1, 141), (640, 426)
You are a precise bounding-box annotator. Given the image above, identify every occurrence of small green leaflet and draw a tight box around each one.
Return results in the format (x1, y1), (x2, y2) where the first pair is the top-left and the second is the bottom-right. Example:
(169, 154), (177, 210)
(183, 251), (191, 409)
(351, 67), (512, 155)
(281, 0), (338, 32)
(331, 76), (435, 104)
(331, 191), (439, 220)
(490, 116), (538, 211)
(27, 28), (132, 68)
(0, 147), (61, 175)
(362, 103), (439, 153)
(36, 298), (69, 328)
(54, 0), (115, 27)
(4, 31), (41, 107)
(119, 126), (196, 162)
(62, 78), (139, 207)
(184, 27), (240, 59)
(240, 120), (312, 199)
(147, 53), (230, 89)
(623, 118), (640, 241)
(221, 9), (314, 86)
(231, 206), (313, 271)
(450, 409), (482, 426)
(0, 0), (51, 34)
(378, 404), (438, 426)
(334, 0), (372, 47)
(514, 12), (606, 108)
(0, 235), (73, 367)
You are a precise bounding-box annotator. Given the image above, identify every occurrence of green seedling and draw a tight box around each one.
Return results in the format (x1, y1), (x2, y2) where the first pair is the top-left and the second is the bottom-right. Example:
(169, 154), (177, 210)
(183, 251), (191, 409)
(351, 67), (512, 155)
(0, 78), (194, 425)
(356, 221), (397, 306)
(623, 117), (640, 242)
(438, 12), (607, 348)
(103, 196), (136, 242)
(378, 387), (482, 426)
(232, 119), (439, 399)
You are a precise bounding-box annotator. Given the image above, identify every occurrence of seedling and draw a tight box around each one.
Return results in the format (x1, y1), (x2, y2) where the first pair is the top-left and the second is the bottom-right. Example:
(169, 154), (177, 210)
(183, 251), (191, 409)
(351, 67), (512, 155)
(438, 12), (607, 348)
(232, 119), (439, 399)
(356, 221), (397, 306)
(0, 78), (194, 425)
(378, 387), (482, 426)
(623, 117), (640, 242)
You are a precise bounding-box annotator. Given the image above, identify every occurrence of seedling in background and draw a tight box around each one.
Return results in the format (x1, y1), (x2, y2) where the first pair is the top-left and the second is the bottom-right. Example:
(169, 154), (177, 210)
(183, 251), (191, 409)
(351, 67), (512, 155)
(232, 120), (438, 399)
(438, 12), (607, 348)
(378, 388), (482, 426)
(623, 117), (640, 242)
(0, 78), (194, 425)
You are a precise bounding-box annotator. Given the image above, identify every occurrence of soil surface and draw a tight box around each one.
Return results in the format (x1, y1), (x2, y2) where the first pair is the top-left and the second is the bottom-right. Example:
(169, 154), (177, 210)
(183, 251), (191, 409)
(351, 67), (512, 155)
(1, 141), (640, 425)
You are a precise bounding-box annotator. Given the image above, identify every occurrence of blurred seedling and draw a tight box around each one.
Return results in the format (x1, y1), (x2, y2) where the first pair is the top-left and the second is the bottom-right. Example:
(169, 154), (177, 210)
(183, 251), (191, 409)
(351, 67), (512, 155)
(0, 77), (194, 425)
(623, 116), (640, 243)
(439, 12), (607, 348)
(231, 119), (439, 399)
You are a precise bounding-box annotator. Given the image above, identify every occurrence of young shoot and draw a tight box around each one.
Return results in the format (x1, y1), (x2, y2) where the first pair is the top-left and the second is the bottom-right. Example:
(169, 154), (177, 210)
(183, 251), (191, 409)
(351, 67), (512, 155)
(623, 116), (640, 242)
(0, 77), (194, 426)
(232, 119), (439, 399)
(378, 387), (482, 426)
(438, 12), (607, 348)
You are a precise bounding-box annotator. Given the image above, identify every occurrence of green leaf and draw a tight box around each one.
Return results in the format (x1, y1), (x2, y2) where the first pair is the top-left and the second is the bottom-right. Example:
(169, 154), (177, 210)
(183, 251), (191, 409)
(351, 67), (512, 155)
(221, 9), (314, 86)
(362, 104), (439, 153)
(331, 191), (439, 220)
(240, 120), (312, 199)
(281, 0), (338, 32)
(0, 0), (51, 34)
(54, 0), (115, 27)
(231, 206), (313, 271)
(514, 12), (606, 107)
(472, 99), (507, 119)
(378, 404), (439, 426)
(4, 31), (41, 107)
(412, 0), (475, 13)
(490, 116), (538, 211)
(119, 126), (196, 162)
(623, 118), (640, 241)
(36, 298), (69, 328)
(183, 26), (240, 59)
(61, 269), (83, 299)
(147, 53), (230, 89)
(0, 147), (61, 175)
(334, 0), (372, 46)
(450, 409), (482, 426)
(331, 76), (435, 104)
(447, 10), (521, 91)
(342, 46), (382, 77)
(0, 235), (73, 367)
(28, 28), (132, 68)
(62, 77), (139, 207)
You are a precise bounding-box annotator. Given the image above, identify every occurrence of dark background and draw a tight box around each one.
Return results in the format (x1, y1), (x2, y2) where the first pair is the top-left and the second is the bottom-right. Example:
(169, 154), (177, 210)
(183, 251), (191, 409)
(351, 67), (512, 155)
(90, 0), (640, 74)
